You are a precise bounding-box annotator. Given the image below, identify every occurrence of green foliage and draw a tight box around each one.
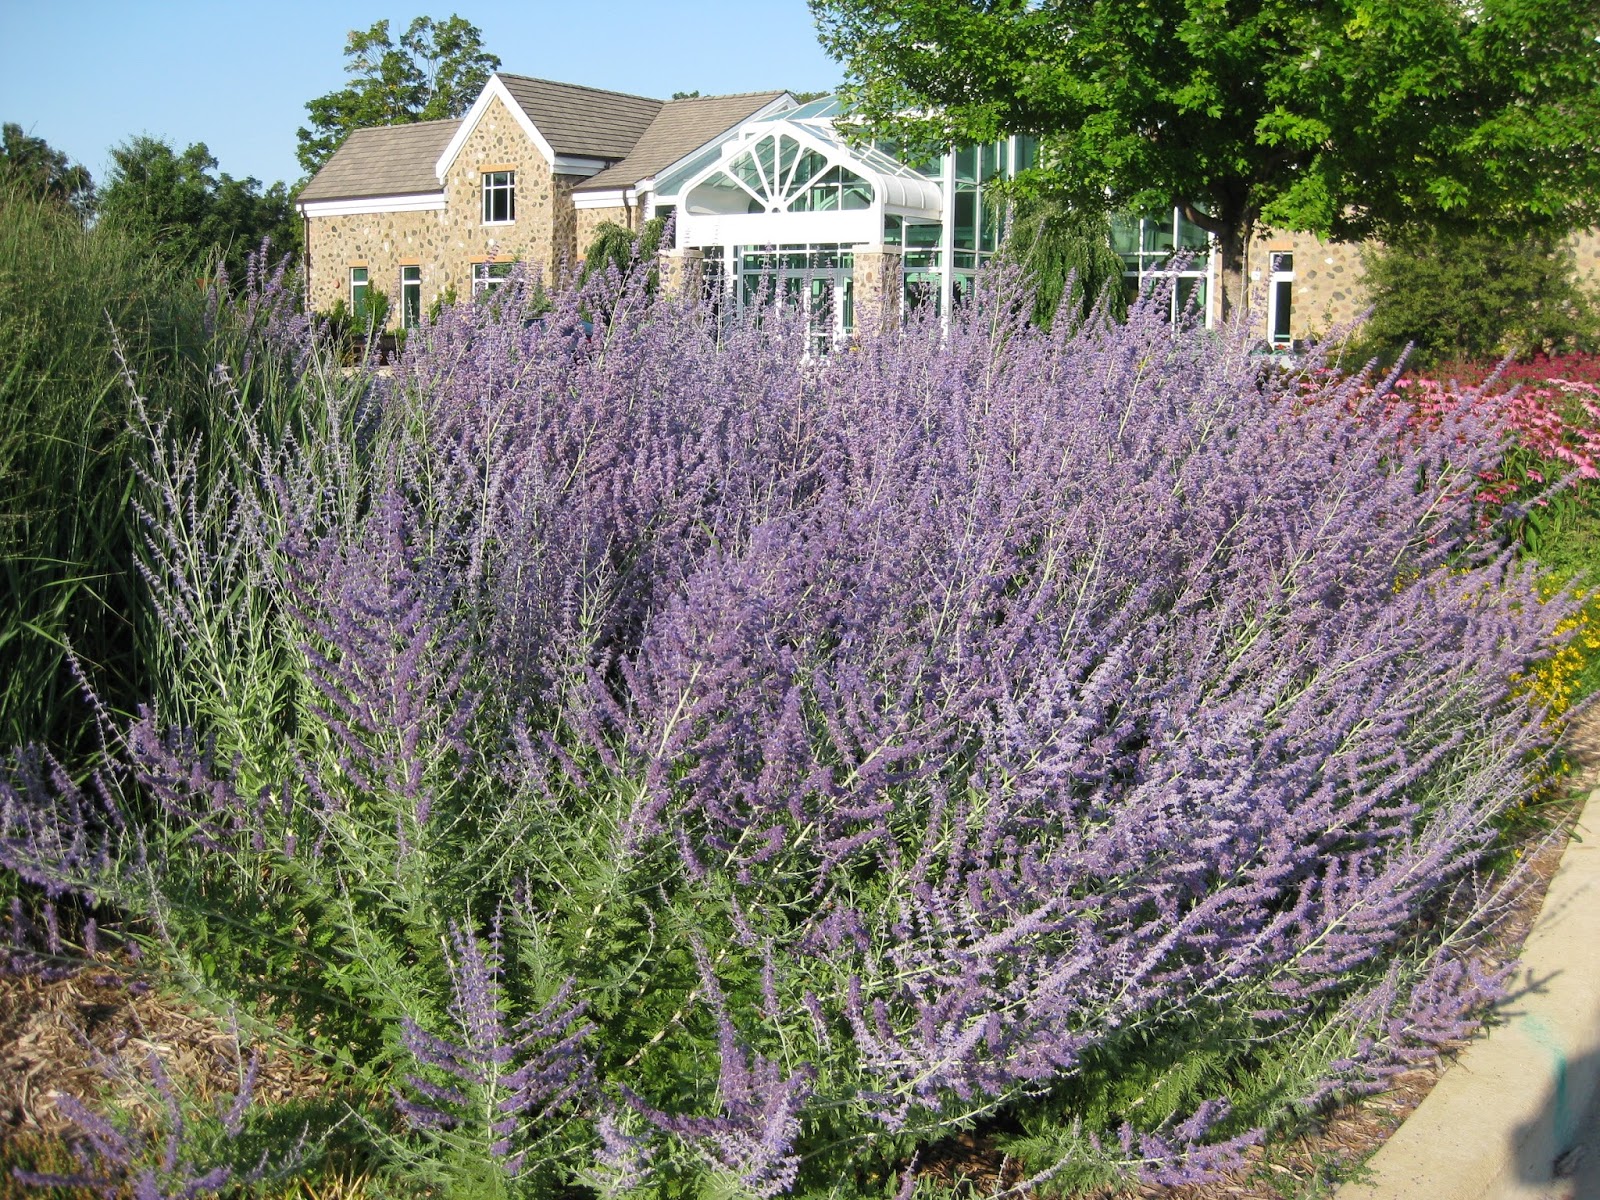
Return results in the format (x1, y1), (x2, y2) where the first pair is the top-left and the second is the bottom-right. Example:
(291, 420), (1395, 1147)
(298, 15), (500, 176)
(812, 0), (1600, 316)
(0, 123), (94, 219)
(580, 217), (665, 288)
(98, 136), (297, 282)
(997, 195), (1127, 330)
(0, 184), (216, 754)
(1359, 231), (1599, 369)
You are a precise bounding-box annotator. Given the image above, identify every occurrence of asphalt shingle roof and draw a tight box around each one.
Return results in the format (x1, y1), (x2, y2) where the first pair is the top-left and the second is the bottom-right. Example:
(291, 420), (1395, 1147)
(575, 91), (790, 193)
(297, 118), (461, 202)
(496, 74), (663, 161)
(297, 79), (790, 203)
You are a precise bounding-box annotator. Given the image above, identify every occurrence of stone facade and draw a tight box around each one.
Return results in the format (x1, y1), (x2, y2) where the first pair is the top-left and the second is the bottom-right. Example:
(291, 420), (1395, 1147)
(304, 95), (597, 326)
(1240, 227), (1600, 345)
(1241, 229), (1369, 341)
(305, 208), (447, 318)
(657, 248), (703, 298)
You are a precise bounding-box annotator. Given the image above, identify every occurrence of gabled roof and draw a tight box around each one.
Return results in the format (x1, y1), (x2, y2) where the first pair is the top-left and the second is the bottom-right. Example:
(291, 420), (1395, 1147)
(298, 118), (461, 202)
(496, 74), (663, 160)
(576, 91), (792, 193)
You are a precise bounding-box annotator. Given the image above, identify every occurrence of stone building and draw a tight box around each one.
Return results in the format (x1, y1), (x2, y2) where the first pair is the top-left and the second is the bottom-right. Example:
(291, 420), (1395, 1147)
(295, 75), (790, 325)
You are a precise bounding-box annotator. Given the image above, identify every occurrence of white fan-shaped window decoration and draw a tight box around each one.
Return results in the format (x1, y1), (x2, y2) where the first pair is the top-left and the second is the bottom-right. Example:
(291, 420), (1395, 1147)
(685, 133), (876, 217)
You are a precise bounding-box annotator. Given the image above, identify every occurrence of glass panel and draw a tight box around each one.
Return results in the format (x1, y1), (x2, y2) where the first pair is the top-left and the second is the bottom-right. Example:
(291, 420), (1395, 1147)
(1176, 212), (1209, 252)
(401, 266), (421, 328)
(904, 272), (941, 316)
(777, 135), (801, 192)
(728, 150), (766, 197)
(792, 148), (830, 191)
(1109, 214), (1140, 257)
(1176, 276), (1207, 318)
(883, 214), (903, 246)
(954, 190), (977, 250)
(979, 196), (998, 253)
(954, 145), (978, 183)
(1015, 135), (1038, 171)
(753, 136), (778, 193)
(981, 141), (1002, 182)
(1142, 213), (1175, 253)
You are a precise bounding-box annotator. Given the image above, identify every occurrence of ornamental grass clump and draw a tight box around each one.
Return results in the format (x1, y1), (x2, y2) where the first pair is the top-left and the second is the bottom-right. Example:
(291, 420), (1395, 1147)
(0, 258), (1577, 1198)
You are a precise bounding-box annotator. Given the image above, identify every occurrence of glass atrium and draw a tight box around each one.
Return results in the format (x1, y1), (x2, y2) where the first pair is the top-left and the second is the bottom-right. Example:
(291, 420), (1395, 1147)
(653, 98), (1216, 339)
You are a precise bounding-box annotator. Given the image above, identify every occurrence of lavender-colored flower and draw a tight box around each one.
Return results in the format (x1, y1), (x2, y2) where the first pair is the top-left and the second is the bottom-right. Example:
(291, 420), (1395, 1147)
(398, 914), (595, 1176)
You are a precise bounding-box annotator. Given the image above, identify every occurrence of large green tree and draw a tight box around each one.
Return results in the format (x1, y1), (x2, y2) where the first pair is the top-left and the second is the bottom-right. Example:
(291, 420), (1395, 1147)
(811, 0), (1600, 319)
(0, 123), (94, 219)
(98, 137), (296, 281)
(297, 15), (500, 176)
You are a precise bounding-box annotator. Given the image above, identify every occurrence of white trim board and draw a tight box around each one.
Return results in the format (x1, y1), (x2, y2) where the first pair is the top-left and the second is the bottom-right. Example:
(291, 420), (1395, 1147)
(573, 188), (637, 209)
(554, 155), (610, 177)
(297, 194), (447, 218)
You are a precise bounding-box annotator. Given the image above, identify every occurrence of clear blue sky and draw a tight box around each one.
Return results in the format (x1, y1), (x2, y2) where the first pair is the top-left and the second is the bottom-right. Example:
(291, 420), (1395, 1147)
(0, 2), (843, 190)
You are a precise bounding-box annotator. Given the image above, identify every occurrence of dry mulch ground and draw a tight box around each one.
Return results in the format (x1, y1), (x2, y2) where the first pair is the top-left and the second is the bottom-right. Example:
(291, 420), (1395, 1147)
(2, 711), (1596, 1199)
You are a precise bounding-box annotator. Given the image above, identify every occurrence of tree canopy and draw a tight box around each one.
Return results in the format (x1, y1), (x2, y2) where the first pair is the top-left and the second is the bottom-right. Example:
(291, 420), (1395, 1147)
(811, 0), (1600, 317)
(98, 137), (296, 281)
(298, 15), (501, 176)
(0, 123), (95, 219)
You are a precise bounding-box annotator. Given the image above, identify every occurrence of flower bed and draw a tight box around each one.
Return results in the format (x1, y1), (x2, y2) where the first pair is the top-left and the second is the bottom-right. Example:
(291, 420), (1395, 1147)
(0, 268), (1583, 1199)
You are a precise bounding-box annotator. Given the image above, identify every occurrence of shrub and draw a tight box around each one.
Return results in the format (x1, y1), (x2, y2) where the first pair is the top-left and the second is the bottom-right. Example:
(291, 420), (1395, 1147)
(996, 195), (1128, 330)
(0, 185), (303, 756)
(2, 265), (1574, 1198)
(1359, 228), (1599, 369)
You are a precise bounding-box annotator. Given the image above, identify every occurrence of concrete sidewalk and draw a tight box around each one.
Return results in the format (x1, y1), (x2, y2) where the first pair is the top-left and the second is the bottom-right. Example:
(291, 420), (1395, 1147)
(1338, 789), (1600, 1200)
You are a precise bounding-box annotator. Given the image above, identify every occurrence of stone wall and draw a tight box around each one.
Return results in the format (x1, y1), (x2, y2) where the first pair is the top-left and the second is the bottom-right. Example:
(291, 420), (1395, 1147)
(304, 93), (590, 325)
(440, 94), (557, 292)
(851, 244), (902, 333)
(1247, 229), (1369, 341)
(305, 208), (446, 318)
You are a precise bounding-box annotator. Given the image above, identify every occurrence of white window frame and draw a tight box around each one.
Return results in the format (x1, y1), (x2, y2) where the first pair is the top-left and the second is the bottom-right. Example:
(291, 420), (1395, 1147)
(482, 170), (516, 225)
(1266, 252), (1295, 347)
(472, 260), (514, 298)
(349, 265), (369, 311)
(400, 265), (422, 328)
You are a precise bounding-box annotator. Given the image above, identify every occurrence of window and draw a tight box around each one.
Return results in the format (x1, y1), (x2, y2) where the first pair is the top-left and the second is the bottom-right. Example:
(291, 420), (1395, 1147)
(1112, 208), (1214, 325)
(401, 265), (422, 328)
(1267, 252), (1294, 347)
(472, 260), (514, 298)
(482, 170), (515, 224)
(349, 266), (369, 316)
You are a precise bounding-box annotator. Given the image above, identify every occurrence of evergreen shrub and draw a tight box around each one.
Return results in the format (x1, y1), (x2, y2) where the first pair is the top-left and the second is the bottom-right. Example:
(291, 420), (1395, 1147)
(1, 264), (1576, 1198)
(1359, 229), (1599, 369)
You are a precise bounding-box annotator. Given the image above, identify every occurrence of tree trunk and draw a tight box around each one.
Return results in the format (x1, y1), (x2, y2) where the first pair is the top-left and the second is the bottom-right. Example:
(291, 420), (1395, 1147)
(1216, 221), (1248, 326)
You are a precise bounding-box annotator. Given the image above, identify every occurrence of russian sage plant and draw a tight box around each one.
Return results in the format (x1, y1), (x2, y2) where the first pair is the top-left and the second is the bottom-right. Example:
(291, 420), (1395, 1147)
(1, 258), (1574, 1198)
